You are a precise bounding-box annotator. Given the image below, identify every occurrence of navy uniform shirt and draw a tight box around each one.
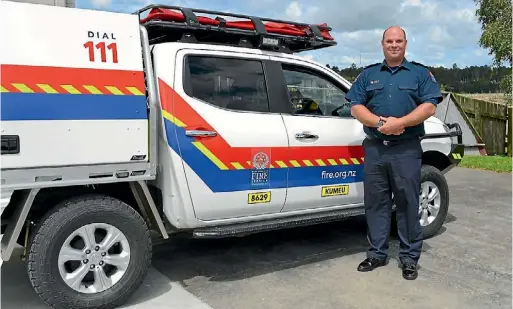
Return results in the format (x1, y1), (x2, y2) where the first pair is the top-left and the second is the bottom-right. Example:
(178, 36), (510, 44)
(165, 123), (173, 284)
(345, 58), (442, 140)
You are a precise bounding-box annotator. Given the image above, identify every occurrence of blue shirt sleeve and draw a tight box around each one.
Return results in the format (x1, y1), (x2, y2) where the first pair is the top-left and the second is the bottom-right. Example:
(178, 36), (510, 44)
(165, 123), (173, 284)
(345, 71), (367, 106)
(418, 69), (442, 105)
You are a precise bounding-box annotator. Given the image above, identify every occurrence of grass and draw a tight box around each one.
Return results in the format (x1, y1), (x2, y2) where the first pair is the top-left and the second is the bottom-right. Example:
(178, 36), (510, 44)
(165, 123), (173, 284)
(459, 155), (512, 173)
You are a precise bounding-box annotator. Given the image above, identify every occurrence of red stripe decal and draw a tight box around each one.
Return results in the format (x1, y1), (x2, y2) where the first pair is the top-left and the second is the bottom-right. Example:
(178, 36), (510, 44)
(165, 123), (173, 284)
(158, 79), (364, 166)
(1, 64), (145, 91)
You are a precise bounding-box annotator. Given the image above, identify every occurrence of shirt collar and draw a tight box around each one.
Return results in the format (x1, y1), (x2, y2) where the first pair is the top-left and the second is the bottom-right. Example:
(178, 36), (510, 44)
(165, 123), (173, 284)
(380, 58), (412, 71)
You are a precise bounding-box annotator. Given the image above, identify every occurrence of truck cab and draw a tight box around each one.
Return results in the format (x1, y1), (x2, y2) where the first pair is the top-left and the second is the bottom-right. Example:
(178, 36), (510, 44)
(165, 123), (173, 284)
(141, 7), (463, 236)
(0, 3), (464, 309)
(153, 41), (369, 225)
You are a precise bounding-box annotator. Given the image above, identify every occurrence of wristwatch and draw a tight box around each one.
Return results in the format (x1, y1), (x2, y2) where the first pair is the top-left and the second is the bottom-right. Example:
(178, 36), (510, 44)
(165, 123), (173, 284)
(377, 117), (384, 128)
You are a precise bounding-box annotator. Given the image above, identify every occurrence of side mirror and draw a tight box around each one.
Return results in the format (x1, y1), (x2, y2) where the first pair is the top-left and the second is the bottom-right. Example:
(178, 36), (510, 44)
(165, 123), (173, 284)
(331, 104), (352, 118)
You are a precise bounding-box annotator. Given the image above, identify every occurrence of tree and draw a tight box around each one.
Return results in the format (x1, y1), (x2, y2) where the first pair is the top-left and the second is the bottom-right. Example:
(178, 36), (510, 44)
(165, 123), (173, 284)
(334, 64), (509, 94)
(475, 0), (512, 103)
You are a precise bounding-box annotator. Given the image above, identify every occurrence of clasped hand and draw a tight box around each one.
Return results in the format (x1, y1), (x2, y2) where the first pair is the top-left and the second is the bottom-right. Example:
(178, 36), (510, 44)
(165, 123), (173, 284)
(378, 117), (405, 135)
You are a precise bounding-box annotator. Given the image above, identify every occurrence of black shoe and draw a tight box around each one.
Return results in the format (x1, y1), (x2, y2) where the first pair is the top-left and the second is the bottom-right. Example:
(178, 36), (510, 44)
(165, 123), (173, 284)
(402, 262), (418, 280)
(357, 257), (386, 272)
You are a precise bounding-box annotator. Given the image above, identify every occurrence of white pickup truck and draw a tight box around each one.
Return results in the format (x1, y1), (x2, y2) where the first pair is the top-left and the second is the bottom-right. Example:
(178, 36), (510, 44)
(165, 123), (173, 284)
(0, 2), (464, 309)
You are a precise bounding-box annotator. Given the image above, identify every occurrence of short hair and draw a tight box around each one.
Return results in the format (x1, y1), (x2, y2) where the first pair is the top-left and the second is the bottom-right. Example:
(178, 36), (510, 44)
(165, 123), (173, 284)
(382, 26), (407, 41)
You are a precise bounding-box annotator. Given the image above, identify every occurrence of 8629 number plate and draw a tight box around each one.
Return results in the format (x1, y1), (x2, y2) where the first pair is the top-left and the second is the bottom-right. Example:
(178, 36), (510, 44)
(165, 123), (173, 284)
(247, 191), (271, 204)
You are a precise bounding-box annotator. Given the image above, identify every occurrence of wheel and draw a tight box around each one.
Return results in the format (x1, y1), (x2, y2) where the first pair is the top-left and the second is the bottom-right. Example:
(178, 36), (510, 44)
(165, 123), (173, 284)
(419, 164), (449, 239)
(27, 194), (152, 309)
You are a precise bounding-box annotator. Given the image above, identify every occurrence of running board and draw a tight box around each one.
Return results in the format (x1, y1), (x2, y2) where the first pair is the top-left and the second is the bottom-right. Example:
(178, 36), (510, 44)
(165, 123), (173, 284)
(192, 205), (365, 238)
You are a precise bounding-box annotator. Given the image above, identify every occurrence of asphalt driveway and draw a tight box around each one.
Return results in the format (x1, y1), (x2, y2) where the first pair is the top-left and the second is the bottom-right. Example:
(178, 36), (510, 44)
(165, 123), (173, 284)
(2, 167), (512, 309)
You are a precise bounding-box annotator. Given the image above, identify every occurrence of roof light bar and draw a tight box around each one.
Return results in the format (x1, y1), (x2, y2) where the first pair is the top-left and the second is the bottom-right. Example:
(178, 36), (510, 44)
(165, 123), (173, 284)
(133, 4), (337, 53)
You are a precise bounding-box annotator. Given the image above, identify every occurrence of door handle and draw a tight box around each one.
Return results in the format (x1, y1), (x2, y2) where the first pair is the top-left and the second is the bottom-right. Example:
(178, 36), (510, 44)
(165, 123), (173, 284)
(295, 132), (318, 139)
(185, 130), (217, 137)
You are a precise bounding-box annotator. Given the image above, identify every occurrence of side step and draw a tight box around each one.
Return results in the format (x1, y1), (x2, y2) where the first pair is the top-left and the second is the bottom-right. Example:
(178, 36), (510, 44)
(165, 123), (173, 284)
(192, 205), (365, 238)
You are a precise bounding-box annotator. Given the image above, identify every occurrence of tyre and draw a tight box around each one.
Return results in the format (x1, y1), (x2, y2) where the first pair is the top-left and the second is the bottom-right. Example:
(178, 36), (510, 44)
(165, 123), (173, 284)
(419, 164), (449, 239)
(27, 194), (152, 309)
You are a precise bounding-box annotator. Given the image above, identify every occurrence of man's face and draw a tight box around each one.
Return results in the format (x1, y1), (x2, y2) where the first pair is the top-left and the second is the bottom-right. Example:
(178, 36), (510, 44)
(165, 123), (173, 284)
(381, 27), (407, 63)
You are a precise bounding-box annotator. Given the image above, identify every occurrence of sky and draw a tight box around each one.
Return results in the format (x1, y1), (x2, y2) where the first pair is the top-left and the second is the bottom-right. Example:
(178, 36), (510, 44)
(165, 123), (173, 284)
(75, 0), (497, 69)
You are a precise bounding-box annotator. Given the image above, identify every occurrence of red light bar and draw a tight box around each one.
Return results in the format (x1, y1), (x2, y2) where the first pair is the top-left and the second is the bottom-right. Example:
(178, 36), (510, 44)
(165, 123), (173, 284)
(134, 5), (337, 53)
(140, 7), (334, 41)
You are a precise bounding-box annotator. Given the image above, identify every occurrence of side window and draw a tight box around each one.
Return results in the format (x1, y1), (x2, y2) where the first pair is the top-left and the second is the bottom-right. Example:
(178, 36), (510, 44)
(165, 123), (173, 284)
(185, 55), (270, 113)
(282, 64), (352, 118)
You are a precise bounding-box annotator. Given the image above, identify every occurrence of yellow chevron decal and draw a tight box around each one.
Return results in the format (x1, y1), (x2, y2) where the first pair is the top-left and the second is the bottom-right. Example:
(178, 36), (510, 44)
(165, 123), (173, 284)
(231, 162), (245, 170)
(105, 86), (124, 95)
(275, 161), (288, 168)
(162, 110), (186, 127)
(36, 84), (58, 94)
(12, 83), (34, 93)
(126, 86), (145, 95)
(302, 160), (314, 166)
(339, 159), (349, 165)
(2, 82), (145, 96)
(61, 85), (81, 94)
(315, 159), (326, 166)
(328, 159), (338, 166)
(159, 109), (367, 171)
(191, 141), (228, 170)
(289, 160), (301, 167)
(83, 85), (103, 95)
(452, 153), (462, 159)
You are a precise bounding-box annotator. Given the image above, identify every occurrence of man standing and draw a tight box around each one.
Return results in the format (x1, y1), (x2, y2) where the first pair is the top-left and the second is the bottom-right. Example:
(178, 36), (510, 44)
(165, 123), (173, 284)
(345, 26), (442, 280)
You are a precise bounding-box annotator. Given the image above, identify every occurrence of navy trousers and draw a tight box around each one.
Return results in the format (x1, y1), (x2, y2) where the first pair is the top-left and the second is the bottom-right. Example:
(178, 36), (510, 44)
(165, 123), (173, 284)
(362, 137), (423, 265)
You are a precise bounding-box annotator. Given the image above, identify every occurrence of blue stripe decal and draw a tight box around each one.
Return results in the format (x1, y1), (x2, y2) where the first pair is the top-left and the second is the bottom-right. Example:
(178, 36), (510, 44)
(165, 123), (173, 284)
(164, 118), (363, 192)
(1, 93), (148, 121)
(288, 165), (364, 187)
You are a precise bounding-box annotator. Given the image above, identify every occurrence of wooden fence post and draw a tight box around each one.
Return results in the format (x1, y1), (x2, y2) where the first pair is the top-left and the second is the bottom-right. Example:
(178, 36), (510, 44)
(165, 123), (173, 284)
(508, 106), (512, 157)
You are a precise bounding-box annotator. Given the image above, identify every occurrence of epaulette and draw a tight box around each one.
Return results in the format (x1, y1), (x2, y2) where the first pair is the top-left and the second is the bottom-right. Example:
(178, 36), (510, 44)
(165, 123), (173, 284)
(410, 61), (428, 68)
(363, 62), (381, 69)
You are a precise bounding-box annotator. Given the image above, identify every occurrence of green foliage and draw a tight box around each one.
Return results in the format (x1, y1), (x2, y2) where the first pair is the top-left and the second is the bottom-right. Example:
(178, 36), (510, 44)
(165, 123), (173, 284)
(475, 0), (512, 102)
(334, 63), (510, 94)
(460, 155), (512, 173)
(499, 72), (512, 104)
(475, 0), (512, 66)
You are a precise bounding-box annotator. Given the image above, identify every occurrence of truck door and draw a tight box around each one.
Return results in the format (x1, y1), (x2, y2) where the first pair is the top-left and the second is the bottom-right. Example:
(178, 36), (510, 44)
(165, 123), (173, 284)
(268, 56), (367, 212)
(161, 49), (290, 221)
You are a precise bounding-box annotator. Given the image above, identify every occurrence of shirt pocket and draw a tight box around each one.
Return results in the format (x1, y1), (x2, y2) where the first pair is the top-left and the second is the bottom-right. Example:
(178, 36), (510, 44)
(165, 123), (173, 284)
(365, 83), (384, 99)
(397, 82), (418, 92)
(397, 82), (420, 103)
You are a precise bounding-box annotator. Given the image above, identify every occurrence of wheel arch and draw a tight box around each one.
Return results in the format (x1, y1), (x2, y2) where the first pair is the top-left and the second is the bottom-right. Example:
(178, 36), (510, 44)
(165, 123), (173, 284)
(1, 181), (168, 262)
(422, 150), (452, 173)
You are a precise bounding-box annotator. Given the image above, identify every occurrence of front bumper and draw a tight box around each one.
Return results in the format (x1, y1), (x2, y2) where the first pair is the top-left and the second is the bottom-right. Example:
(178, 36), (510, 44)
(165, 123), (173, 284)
(421, 122), (464, 173)
(449, 142), (464, 165)
(445, 122), (464, 166)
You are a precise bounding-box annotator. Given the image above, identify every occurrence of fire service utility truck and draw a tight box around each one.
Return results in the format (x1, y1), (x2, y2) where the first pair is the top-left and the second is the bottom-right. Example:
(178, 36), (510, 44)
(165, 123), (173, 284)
(1, 1), (464, 308)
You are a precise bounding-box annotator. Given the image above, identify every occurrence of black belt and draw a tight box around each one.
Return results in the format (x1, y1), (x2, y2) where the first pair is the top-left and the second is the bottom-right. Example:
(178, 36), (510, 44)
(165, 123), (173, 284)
(365, 135), (419, 146)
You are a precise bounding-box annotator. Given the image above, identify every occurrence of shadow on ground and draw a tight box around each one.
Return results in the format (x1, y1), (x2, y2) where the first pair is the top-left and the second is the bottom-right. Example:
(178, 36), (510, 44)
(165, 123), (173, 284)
(1, 246), (172, 309)
(151, 213), (448, 284)
(0, 211), (459, 309)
